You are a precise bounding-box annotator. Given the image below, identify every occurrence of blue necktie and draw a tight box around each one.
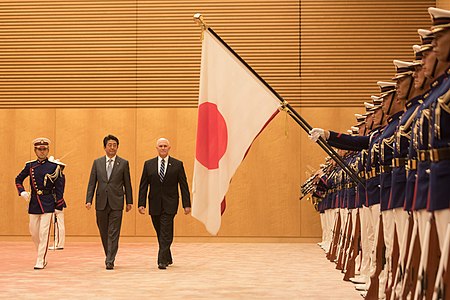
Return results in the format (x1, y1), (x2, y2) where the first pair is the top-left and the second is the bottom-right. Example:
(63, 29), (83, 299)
(160, 159), (165, 182)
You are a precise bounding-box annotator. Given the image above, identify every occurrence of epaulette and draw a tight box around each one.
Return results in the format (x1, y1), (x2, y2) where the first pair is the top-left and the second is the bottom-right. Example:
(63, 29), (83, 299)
(50, 160), (66, 167)
(48, 156), (67, 166)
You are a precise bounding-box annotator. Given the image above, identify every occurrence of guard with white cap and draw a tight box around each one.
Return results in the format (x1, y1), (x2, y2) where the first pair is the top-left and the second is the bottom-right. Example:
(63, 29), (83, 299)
(15, 137), (66, 269)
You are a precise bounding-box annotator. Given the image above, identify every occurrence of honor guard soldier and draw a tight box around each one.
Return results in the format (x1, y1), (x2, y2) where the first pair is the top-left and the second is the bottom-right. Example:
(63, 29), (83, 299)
(427, 8), (450, 298)
(390, 59), (418, 249)
(427, 6), (450, 251)
(404, 30), (433, 218)
(406, 19), (450, 299)
(373, 81), (403, 298)
(389, 58), (424, 298)
(15, 138), (66, 269)
(410, 25), (449, 244)
(400, 29), (436, 299)
(350, 115), (372, 286)
(411, 29), (440, 227)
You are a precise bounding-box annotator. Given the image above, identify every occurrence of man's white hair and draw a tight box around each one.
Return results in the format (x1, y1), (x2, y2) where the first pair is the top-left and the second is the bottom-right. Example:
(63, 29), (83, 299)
(156, 137), (170, 146)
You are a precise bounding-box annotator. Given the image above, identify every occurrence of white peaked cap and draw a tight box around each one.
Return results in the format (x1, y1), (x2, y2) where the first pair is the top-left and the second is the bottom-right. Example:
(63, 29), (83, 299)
(371, 95), (382, 101)
(364, 102), (374, 109)
(377, 81), (396, 88)
(429, 7), (450, 33)
(418, 29), (432, 39)
(393, 60), (414, 69)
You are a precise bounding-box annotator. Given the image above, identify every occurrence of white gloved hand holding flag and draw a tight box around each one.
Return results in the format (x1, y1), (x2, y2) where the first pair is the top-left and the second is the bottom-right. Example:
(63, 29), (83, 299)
(308, 128), (328, 142)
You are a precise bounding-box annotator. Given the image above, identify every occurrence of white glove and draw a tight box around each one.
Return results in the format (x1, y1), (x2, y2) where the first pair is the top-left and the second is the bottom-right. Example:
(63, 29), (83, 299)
(20, 191), (30, 202)
(308, 128), (325, 142)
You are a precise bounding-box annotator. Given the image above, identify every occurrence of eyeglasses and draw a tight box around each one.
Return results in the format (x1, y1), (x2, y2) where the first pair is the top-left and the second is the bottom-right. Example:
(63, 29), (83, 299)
(35, 147), (49, 151)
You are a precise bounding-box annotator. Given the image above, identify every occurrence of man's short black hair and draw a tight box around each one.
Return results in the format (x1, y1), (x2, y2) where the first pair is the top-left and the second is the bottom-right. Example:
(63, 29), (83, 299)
(103, 134), (119, 148)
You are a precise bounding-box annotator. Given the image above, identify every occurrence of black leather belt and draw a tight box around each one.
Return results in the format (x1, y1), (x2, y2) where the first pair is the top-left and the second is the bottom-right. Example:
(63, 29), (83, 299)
(380, 165), (392, 173)
(430, 148), (450, 162)
(393, 158), (407, 167)
(418, 150), (430, 162)
(32, 189), (54, 196)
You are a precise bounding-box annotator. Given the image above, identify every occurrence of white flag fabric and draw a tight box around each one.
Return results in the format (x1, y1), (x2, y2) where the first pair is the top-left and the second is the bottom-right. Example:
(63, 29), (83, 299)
(192, 30), (280, 235)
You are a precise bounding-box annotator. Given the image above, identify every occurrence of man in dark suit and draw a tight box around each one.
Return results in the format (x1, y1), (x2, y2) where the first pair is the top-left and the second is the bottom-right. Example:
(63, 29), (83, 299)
(86, 134), (133, 270)
(138, 137), (191, 269)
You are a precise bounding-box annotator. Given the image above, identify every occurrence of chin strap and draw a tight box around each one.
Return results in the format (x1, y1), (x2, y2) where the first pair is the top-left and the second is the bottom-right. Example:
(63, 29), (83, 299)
(406, 77), (414, 99)
(431, 58), (438, 78)
(386, 92), (396, 116)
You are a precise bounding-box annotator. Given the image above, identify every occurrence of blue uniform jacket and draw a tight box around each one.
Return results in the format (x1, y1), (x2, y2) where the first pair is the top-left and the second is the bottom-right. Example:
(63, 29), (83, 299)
(378, 111), (403, 211)
(15, 159), (65, 214)
(428, 68), (450, 211)
(411, 71), (450, 211)
(390, 96), (422, 210)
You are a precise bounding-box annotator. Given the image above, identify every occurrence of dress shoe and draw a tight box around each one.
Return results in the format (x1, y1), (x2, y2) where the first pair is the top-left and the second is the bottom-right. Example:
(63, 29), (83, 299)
(48, 246), (64, 250)
(350, 275), (368, 284)
(354, 283), (369, 291)
(106, 263), (114, 270)
(34, 261), (48, 270)
(158, 263), (167, 269)
(167, 260), (173, 266)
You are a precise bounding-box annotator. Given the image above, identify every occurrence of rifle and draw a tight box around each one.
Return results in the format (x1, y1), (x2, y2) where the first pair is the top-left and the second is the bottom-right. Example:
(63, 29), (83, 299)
(53, 213), (58, 250)
(391, 214), (414, 300)
(386, 224), (400, 300)
(343, 209), (358, 273)
(400, 218), (421, 300)
(432, 224), (450, 300)
(334, 207), (347, 262)
(365, 214), (385, 300)
(327, 209), (341, 261)
(337, 210), (353, 270)
(344, 209), (361, 281)
(415, 217), (441, 300)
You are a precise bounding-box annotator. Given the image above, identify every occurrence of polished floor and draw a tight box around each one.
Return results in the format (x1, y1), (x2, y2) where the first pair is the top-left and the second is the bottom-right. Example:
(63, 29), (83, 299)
(0, 241), (362, 299)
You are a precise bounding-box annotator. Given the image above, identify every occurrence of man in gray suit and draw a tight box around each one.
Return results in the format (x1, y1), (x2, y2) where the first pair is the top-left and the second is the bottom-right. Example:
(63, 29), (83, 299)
(86, 134), (133, 270)
(138, 138), (191, 269)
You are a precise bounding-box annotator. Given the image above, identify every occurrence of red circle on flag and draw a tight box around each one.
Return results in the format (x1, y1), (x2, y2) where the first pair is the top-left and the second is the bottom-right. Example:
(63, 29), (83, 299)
(196, 102), (228, 170)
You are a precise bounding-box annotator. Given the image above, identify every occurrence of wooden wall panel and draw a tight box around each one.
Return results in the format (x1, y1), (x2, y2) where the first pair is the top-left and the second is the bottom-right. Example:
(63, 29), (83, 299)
(437, 0), (450, 9)
(0, 0), (299, 108)
(0, 1), (137, 108)
(300, 0), (435, 107)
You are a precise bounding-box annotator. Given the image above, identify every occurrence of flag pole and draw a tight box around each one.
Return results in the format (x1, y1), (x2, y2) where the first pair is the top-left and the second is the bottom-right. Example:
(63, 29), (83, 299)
(193, 13), (364, 186)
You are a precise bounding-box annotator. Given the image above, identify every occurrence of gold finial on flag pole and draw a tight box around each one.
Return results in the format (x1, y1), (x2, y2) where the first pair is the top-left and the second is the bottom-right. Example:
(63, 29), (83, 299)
(193, 13), (208, 40)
